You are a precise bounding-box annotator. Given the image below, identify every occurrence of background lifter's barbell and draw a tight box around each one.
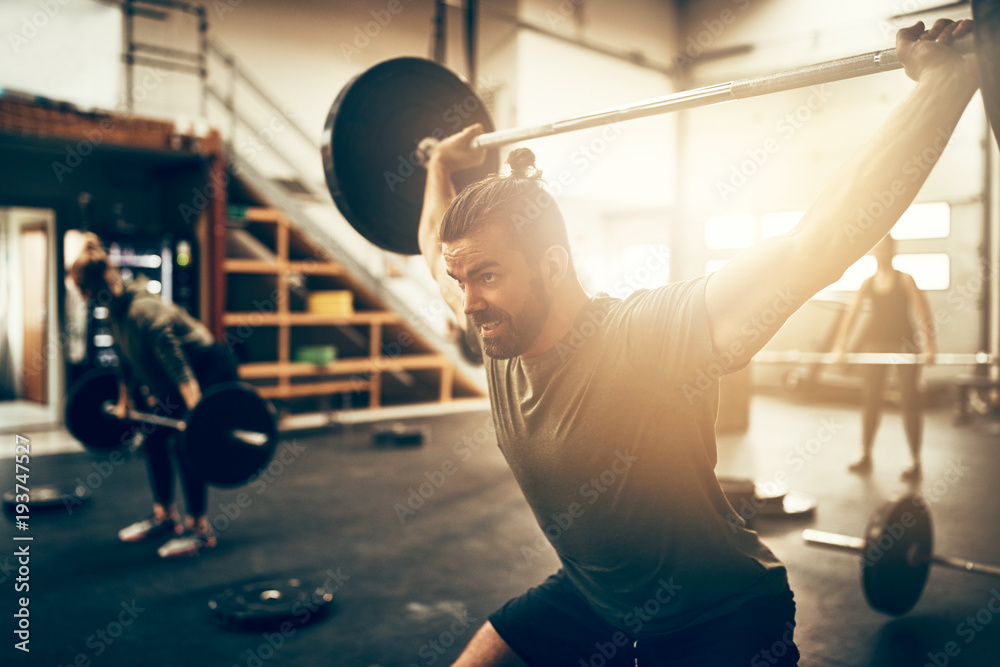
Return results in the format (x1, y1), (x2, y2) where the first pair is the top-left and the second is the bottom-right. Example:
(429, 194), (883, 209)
(65, 369), (278, 488)
(322, 17), (998, 255)
(753, 351), (996, 365)
(803, 493), (1000, 615)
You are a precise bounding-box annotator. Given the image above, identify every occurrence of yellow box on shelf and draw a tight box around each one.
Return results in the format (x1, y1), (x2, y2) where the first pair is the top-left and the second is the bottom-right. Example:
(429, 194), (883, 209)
(307, 290), (354, 315)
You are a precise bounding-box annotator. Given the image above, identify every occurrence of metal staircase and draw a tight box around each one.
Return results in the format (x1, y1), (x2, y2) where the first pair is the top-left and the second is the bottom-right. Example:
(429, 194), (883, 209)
(119, 0), (486, 420)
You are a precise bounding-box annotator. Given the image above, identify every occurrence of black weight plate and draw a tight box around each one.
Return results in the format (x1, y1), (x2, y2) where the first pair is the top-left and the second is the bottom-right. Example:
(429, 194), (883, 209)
(209, 576), (335, 631)
(973, 0), (1000, 151)
(322, 57), (500, 255)
(182, 383), (277, 487)
(3, 484), (89, 516)
(372, 423), (426, 448)
(861, 493), (932, 616)
(65, 369), (137, 453)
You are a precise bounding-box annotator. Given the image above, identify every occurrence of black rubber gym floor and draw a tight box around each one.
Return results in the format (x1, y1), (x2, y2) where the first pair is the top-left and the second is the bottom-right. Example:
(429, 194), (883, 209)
(2, 395), (999, 666)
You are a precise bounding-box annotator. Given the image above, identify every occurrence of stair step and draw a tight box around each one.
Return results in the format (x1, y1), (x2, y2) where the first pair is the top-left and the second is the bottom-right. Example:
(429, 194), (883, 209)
(222, 312), (400, 326)
(239, 355), (449, 379)
(224, 259), (344, 275)
(256, 379), (370, 400)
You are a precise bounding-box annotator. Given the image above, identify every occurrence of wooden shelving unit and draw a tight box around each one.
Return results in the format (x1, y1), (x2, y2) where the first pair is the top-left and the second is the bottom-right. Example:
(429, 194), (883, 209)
(221, 207), (480, 411)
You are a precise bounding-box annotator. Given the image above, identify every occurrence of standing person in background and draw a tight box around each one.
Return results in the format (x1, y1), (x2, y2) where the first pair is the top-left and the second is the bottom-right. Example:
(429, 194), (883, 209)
(831, 235), (937, 480)
(69, 232), (240, 557)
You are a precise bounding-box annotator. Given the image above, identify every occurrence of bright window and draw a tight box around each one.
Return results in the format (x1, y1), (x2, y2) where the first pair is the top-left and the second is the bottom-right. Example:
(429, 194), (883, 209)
(824, 255), (876, 293)
(893, 253), (950, 290)
(760, 211), (803, 239)
(891, 203), (950, 240)
(705, 214), (755, 249)
(705, 259), (729, 275)
(621, 244), (670, 290)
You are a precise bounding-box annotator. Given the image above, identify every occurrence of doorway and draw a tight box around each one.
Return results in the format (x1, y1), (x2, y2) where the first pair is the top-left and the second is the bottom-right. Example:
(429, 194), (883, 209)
(0, 207), (61, 430)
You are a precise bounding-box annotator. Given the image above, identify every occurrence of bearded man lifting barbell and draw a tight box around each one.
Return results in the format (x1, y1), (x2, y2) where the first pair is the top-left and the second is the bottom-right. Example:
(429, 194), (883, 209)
(415, 19), (979, 667)
(69, 232), (239, 558)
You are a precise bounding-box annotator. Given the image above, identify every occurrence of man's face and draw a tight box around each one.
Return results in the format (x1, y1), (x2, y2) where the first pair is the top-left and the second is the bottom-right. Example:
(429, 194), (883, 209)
(442, 223), (551, 359)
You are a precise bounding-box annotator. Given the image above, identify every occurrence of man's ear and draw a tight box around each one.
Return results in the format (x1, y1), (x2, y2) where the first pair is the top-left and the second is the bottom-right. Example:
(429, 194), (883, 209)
(538, 245), (570, 290)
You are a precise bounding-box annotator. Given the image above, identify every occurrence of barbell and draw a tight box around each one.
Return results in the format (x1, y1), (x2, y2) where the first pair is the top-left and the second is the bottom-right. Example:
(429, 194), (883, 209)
(753, 351), (996, 365)
(64, 369), (278, 488)
(803, 493), (1000, 615)
(322, 11), (1000, 256)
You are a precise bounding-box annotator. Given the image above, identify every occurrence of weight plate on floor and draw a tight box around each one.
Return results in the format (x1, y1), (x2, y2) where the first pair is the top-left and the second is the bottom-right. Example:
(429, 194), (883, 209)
(209, 576), (335, 631)
(754, 491), (817, 518)
(861, 493), (932, 616)
(753, 479), (790, 505)
(373, 423), (426, 448)
(322, 57), (500, 255)
(3, 484), (89, 516)
(181, 383), (278, 488)
(65, 369), (138, 453)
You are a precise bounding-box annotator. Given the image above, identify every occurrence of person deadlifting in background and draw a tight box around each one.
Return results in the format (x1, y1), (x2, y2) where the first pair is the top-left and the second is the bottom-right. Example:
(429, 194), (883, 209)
(69, 233), (239, 558)
(417, 20), (977, 666)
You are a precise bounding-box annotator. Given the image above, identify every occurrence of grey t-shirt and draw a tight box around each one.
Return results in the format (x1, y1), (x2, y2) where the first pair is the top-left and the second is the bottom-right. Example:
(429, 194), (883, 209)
(484, 276), (787, 636)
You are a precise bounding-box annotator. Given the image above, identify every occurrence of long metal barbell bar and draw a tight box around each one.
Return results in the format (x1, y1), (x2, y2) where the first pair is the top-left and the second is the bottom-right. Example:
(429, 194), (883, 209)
(804, 529), (1000, 576)
(323, 31), (985, 255)
(752, 351), (995, 365)
(100, 402), (270, 447)
(802, 493), (1000, 615)
(463, 35), (975, 151)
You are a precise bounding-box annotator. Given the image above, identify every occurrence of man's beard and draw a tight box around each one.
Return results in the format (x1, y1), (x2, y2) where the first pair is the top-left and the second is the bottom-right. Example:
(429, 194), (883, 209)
(470, 282), (551, 359)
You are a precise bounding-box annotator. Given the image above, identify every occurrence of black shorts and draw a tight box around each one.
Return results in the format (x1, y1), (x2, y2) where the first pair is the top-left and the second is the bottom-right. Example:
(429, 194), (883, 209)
(488, 570), (799, 667)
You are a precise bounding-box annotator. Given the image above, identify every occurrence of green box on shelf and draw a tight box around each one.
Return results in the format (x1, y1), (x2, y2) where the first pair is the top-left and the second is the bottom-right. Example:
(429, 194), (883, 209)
(293, 345), (337, 365)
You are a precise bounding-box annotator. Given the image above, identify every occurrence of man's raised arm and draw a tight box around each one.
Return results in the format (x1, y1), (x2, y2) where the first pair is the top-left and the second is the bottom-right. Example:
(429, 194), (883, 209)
(418, 124), (487, 325)
(705, 19), (979, 366)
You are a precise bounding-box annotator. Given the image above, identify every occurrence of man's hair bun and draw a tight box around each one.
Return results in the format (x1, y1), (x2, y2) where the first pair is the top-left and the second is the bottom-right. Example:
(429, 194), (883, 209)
(506, 147), (541, 179)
